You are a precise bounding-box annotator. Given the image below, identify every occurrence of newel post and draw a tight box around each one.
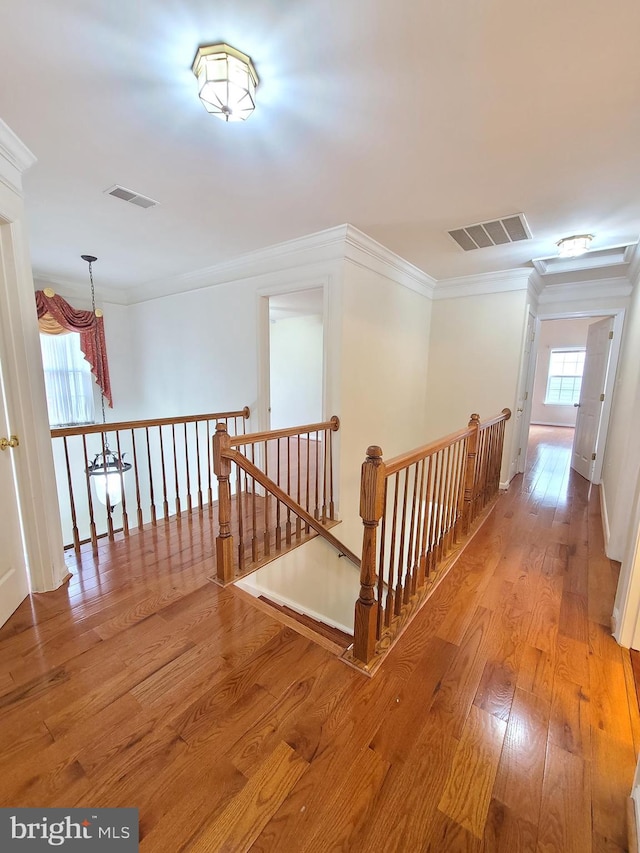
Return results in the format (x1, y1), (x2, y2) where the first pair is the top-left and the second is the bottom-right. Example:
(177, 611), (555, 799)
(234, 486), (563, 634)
(463, 413), (480, 534)
(213, 422), (234, 584)
(354, 445), (386, 665)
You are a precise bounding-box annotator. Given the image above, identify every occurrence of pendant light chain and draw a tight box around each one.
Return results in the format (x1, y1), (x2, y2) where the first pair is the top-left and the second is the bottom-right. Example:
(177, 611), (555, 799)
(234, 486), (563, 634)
(83, 255), (106, 427)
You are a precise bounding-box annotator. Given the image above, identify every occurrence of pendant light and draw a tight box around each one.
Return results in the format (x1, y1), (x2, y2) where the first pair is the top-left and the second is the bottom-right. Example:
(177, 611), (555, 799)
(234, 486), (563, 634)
(82, 255), (131, 506)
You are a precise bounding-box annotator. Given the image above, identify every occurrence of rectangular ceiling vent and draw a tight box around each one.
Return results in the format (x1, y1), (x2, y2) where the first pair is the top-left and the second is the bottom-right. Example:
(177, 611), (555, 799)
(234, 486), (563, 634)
(104, 185), (159, 209)
(448, 213), (532, 251)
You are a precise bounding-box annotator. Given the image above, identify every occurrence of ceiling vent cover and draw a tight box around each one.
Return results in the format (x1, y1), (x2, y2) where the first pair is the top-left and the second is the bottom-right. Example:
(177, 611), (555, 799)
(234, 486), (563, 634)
(104, 185), (159, 209)
(448, 213), (532, 251)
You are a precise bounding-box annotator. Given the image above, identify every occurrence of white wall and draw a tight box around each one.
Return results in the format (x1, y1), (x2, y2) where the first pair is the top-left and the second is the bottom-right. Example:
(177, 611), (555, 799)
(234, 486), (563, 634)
(425, 288), (529, 485)
(530, 317), (602, 427)
(335, 259), (433, 551)
(269, 313), (323, 430)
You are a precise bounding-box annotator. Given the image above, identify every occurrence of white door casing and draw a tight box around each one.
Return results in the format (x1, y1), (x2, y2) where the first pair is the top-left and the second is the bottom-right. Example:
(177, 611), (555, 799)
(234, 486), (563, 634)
(0, 366), (29, 626)
(571, 316), (615, 482)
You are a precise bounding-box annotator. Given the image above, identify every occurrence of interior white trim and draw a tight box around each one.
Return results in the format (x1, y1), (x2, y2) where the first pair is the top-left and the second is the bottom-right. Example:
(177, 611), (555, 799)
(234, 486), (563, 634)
(433, 268), (532, 300)
(0, 119), (36, 194)
(538, 276), (632, 304)
(601, 480), (611, 555)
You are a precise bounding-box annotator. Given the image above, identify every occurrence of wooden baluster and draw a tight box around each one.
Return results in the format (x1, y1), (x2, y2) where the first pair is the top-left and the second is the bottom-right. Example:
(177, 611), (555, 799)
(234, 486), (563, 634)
(158, 425), (169, 521)
(115, 430), (129, 538)
(329, 427), (335, 520)
(463, 413), (480, 533)
(314, 429), (320, 520)
(376, 480), (388, 638)
(442, 443), (456, 553)
(322, 428), (328, 522)
(296, 436), (302, 538)
(251, 442), (258, 562)
(170, 424), (180, 518)
(62, 436), (81, 552)
(195, 420), (203, 510)
(419, 455), (433, 584)
(206, 420), (213, 509)
(426, 452), (440, 576)
(435, 447), (448, 563)
(275, 438), (282, 551)
(145, 426), (157, 525)
(130, 428), (143, 529)
(81, 434), (98, 552)
(305, 432), (311, 531)
(213, 422), (234, 584)
(264, 440), (271, 556)
(412, 457), (427, 594)
(404, 462), (419, 604)
(453, 438), (466, 543)
(286, 436), (292, 545)
(395, 469), (410, 616)
(184, 422), (192, 514)
(386, 473), (400, 626)
(236, 461), (245, 571)
(354, 445), (386, 665)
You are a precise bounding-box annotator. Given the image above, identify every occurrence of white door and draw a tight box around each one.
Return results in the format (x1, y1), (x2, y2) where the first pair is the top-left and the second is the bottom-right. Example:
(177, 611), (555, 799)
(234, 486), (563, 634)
(0, 369), (29, 627)
(571, 316), (615, 481)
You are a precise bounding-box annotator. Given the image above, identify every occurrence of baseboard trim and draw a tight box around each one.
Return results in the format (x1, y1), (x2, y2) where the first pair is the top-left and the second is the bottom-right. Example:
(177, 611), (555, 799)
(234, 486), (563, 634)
(601, 480), (611, 554)
(629, 794), (640, 853)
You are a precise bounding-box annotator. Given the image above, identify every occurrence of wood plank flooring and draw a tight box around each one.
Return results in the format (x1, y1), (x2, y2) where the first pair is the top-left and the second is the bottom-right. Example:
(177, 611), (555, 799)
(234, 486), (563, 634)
(0, 425), (637, 851)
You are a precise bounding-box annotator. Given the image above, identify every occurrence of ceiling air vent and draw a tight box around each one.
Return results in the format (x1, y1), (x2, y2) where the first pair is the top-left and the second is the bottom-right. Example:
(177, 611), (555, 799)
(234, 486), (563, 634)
(104, 185), (159, 209)
(448, 213), (532, 251)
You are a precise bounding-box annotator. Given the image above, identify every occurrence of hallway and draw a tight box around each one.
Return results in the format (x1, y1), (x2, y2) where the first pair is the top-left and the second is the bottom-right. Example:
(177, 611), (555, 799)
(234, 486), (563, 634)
(0, 426), (636, 851)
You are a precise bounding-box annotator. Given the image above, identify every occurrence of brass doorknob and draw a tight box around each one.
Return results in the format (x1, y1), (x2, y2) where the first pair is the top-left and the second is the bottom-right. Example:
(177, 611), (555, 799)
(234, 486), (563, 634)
(0, 435), (19, 451)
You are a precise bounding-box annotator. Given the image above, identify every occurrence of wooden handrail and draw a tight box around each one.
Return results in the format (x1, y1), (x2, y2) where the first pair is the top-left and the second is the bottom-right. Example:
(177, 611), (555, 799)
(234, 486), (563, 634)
(352, 407), (512, 667)
(229, 416), (339, 447)
(478, 407), (512, 430)
(50, 406), (250, 552)
(51, 407), (250, 438)
(225, 447), (360, 568)
(384, 425), (474, 477)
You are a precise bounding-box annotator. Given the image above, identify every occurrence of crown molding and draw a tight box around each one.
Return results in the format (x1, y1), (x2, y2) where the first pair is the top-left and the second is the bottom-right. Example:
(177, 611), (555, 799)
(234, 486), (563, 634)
(121, 223), (436, 304)
(627, 241), (640, 288)
(32, 275), (126, 307)
(343, 225), (436, 299)
(433, 267), (532, 300)
(538, 275), (632, 305)
(0, 119), (37, 195)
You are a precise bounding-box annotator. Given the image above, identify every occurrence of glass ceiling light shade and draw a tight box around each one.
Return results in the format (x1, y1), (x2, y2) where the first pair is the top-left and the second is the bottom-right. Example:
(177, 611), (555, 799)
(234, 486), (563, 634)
(556, 234), (594, 258)
(81, 254), (131, 506)
(192, 43), (259, 121)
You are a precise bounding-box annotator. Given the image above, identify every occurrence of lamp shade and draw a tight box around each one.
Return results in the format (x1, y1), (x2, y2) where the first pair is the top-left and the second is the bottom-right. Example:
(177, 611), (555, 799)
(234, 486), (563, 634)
(556, 234), (593, 258)
(87, 449), (131, 506)
(192, 43), (259, 121)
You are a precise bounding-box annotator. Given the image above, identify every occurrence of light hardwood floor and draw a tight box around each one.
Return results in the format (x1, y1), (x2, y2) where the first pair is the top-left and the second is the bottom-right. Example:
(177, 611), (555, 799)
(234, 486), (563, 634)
(0, 425), (637, 851)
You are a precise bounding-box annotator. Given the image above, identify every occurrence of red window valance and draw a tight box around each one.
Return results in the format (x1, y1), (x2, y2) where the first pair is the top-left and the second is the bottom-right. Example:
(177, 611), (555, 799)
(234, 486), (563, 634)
(35, 289), (113, 408)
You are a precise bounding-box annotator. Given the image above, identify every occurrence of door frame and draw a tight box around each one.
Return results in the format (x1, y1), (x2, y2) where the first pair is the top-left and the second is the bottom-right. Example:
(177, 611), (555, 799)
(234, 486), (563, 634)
(0, 120), (67, 596)
(518, 306), (625, 484)
(256, 275), (332, 435)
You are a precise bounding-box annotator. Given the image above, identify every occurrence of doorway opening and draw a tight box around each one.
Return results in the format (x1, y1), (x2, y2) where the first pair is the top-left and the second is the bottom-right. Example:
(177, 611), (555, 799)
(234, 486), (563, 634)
(518, 310), (624, 485)
(265, 288), (325, 431)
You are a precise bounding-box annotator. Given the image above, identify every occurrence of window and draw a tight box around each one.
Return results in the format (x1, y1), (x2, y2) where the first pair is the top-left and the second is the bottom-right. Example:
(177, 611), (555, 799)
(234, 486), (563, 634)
(40, 332), (95, 427)
(544, 348), (585, 405)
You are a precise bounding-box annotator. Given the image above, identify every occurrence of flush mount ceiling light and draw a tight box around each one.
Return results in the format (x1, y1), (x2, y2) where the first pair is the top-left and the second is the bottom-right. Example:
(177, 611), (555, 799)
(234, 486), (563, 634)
(556, 234), (594, 258)
(192, 43), (259, 121)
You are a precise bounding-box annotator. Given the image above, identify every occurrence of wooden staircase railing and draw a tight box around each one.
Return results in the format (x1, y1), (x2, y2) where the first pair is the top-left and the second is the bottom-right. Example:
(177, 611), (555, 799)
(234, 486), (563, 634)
(51, 407), (250, 552)
(213, 416), (355, 584)
(352, 409), (511, 668)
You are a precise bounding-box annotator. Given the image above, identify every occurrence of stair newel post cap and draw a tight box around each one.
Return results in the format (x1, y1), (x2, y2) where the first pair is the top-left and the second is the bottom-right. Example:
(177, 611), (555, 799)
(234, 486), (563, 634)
(360, 446), (385, 522)
(468, 413), (481, 428)
(213, 421), (231, 476)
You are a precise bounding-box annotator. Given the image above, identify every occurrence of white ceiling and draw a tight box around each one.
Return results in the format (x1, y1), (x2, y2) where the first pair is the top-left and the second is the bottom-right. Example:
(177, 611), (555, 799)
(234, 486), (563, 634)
(1, 0), (640, 297)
